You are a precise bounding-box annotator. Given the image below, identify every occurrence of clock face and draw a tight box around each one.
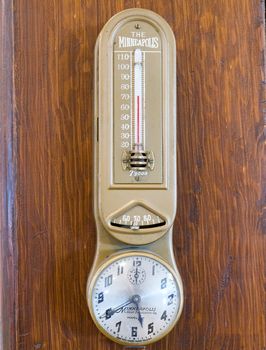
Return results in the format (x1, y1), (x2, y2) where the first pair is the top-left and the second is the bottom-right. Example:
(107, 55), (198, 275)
(88, 252), (182, 345)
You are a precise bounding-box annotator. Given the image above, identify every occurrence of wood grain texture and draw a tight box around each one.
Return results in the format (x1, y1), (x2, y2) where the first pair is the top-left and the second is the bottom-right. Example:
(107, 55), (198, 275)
(1, 0), (265, 349)
(0, 1), (17, 349)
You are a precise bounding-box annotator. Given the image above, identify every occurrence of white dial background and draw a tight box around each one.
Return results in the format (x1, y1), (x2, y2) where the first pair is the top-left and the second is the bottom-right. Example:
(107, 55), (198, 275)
(90, 253), (181, 344)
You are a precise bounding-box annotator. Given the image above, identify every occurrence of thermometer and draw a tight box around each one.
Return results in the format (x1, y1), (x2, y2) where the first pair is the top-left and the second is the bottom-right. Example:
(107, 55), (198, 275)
(121, 47), (155, 174)
(87, 8), (183, 346)
(133, 48), (144, 151)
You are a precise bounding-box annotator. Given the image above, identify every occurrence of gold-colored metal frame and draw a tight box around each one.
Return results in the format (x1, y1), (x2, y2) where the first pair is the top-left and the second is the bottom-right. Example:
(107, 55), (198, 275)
(94, 8), (177, 245)
(87, 8), (184, 346)
(87, 250), (184, 346)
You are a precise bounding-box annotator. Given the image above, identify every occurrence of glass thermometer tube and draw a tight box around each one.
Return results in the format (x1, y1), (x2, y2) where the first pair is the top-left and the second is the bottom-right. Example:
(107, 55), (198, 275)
(133, 49), (144, 152)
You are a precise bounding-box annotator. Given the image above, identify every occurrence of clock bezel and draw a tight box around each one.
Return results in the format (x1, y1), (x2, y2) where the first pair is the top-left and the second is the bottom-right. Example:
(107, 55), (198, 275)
(87, 250), (184, 346)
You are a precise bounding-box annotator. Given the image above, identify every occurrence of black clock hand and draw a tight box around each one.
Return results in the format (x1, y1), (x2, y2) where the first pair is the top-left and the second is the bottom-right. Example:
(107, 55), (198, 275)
(134, 267), (139, 284)
(135, 302), (143, 327)
(100, 298), (133, 320)
(131, 295), (143, 327)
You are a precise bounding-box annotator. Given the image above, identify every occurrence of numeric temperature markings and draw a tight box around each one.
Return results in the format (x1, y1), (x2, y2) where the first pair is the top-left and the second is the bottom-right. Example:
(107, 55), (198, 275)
(116, 51), (132, 149)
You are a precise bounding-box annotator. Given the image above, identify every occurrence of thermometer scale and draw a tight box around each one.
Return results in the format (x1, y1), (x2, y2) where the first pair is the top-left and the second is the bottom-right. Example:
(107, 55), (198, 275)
(121, 48), (154, 174)
(87, 9), (183, 346)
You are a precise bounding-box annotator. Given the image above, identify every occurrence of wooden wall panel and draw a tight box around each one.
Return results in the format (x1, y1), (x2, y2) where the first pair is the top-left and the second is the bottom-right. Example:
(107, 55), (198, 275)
(1, 0), (265, 349)
(0, 1), (16, 349)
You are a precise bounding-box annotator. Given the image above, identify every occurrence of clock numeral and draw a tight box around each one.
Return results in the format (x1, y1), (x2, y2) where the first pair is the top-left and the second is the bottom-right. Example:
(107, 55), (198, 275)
(116, 321), (121, 333)
(133, 260), (141, 267)
(117, 265), (124, 275)
(98, 292), (104, 304)
(167, 293), (174, 305)
(104, 274), (113, 287)
(105, 308), (112, 319)
(161, 277), (167, 289)
(161, 310), (167, 321)
(152, 265), (155, 275)
(131, 326), (138, 337)
(148, 322), (154, 334)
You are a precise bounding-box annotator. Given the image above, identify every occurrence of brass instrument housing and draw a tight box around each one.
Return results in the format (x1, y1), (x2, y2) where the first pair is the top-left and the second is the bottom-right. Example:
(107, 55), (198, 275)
(87, 8), (183, 346)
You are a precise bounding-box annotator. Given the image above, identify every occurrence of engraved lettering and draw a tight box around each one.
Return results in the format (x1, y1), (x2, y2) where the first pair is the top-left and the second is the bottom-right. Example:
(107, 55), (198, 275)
(129, 170), (148, 177)
(118, 36), (159, 48)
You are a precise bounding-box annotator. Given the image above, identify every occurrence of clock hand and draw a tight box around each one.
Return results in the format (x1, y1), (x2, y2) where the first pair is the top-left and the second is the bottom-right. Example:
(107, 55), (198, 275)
(135, 302), (143, 327)
(134, 267), (139, 284)
(131, 295), (143, 327)
(99, 297), (134, 320)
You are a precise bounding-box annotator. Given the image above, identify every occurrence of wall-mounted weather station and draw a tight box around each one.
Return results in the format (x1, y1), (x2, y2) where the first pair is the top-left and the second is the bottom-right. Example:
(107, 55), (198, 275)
(87, 8), (183, 346)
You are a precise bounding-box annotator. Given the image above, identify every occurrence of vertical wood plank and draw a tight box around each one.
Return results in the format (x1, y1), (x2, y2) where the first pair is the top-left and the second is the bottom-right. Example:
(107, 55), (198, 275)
(172, 1), (266, 349)
(0, 1), (17, 349)
(13, 1), (98, 348)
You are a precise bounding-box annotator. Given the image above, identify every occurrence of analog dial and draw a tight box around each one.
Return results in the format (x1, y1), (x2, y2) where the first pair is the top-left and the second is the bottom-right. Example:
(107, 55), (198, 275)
(88, 252), (182, 345)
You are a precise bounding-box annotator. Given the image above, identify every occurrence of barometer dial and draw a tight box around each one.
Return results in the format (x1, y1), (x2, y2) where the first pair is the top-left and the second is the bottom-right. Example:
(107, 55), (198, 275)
(88, 252), (183, 346)
(110, 204), (166, 230)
